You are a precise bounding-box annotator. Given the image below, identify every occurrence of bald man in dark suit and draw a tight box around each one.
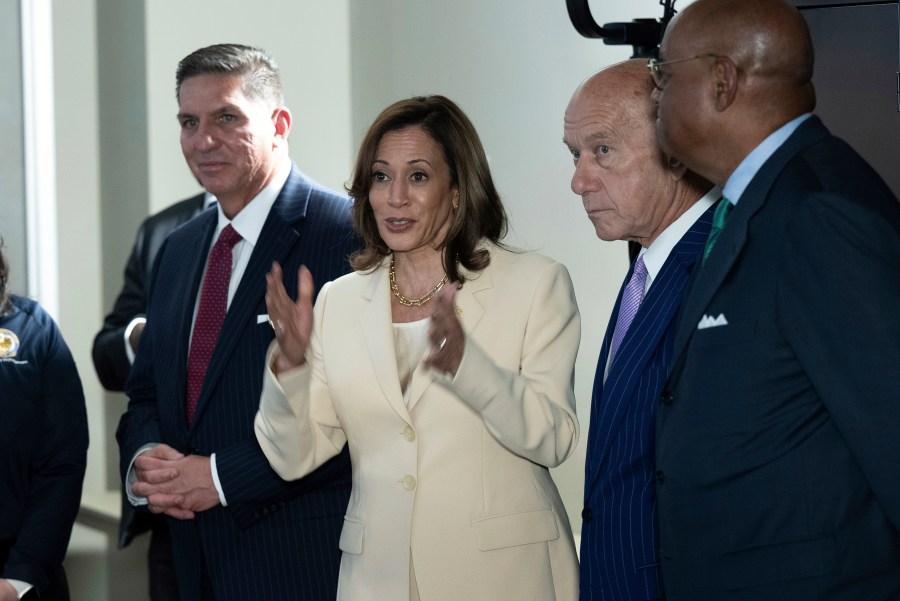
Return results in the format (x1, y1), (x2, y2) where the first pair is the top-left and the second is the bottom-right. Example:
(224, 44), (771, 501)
(652, 1), (900, 598)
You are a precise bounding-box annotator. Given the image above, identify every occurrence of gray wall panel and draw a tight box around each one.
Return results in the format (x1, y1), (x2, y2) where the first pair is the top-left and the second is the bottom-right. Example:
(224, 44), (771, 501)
(0, 0), (27, 294)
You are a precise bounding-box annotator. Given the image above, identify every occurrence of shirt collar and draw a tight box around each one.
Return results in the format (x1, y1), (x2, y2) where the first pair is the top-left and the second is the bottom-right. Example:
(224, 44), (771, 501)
(641, 186), (721, 288)
(213, 159), (292, 246)
(723, 113), (812, 206)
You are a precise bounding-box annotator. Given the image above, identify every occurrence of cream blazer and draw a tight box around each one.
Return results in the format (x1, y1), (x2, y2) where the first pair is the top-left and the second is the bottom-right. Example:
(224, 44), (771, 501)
(255, 245), (580, 601)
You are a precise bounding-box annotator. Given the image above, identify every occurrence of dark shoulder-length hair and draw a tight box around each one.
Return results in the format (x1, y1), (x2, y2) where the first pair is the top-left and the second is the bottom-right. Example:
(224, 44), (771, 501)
(346, 95), (508, 283)
(0, 237), (11, 316)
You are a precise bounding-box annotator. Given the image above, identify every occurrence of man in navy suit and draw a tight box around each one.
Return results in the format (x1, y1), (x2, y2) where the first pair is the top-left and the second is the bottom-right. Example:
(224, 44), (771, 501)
(564, 59), (718, 600)
(93, 192), (208, 601)
(116, 44), (356, 601)
(652, 0), (900, 598)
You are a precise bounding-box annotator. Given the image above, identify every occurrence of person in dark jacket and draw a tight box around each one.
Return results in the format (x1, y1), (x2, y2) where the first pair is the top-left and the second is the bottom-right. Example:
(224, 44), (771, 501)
(0, 237), (89, 601)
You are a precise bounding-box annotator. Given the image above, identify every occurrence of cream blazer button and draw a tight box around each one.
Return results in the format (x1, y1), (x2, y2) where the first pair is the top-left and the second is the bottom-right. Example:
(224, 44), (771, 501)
(402, 425), (416, 442)
(402, 475), (417, 491)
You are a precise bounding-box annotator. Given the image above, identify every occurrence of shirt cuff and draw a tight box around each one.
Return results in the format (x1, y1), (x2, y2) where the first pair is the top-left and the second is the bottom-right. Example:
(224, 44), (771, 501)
(125, 443), (158, 506)
(7, 578), (33, 599)
(210, 453), (228, 507)
(123, 316), (147, 364)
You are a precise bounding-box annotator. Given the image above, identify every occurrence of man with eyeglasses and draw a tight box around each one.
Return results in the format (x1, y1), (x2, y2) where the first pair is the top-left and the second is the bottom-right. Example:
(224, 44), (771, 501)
(564, 59), (720, 601)
(651, 0), (900, 599)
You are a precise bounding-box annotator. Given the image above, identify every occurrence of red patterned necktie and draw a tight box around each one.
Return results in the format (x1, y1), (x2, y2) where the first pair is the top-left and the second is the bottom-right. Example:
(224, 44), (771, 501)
(185, 224), (242, 424)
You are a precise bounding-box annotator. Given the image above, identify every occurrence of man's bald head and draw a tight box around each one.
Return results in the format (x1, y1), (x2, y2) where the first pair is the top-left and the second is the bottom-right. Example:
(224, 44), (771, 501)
(675, 0), (815, 105)
(567, 60), (657, 139)
(653, 0), (816, 184)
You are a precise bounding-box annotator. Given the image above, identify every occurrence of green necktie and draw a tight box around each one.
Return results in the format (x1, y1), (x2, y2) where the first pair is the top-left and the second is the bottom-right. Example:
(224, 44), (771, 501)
(702, 198), (734, 263)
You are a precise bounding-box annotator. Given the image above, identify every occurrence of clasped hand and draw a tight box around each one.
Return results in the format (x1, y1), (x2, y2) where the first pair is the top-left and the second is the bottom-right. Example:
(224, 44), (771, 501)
(132, 444), (219, 519)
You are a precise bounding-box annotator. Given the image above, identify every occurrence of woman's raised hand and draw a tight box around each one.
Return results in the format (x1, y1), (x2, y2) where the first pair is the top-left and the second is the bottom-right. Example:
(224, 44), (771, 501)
(266, 262), (315, 373)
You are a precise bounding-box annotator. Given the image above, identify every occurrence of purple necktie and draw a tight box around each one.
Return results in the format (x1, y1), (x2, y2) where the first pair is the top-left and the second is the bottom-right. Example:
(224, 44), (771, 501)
(186, 224), (242, 424)
(608, 255), (648, 366)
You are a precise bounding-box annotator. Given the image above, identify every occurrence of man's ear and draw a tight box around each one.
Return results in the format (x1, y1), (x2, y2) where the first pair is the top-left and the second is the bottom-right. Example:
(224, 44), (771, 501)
(667, 155), (688, 181)
(273, 107), (292, 143)
(713, 56), (739, 112)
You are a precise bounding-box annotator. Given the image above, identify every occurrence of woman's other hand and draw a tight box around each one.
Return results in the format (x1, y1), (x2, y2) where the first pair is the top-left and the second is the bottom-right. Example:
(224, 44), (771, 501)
(424, 284), (464, 377)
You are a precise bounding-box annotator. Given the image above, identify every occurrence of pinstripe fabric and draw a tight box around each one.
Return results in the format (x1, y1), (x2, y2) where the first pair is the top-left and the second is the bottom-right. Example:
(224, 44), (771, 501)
(117, 166), (357, 601)
(580, 203), (715, 601)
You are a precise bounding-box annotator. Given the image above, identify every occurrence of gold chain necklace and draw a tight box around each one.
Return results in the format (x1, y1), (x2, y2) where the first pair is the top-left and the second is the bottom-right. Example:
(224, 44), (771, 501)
(389, 258), (448, 307)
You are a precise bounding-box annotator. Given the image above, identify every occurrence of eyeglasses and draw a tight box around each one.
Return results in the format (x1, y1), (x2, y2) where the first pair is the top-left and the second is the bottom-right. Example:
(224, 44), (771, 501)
(647, 54), (719, 90)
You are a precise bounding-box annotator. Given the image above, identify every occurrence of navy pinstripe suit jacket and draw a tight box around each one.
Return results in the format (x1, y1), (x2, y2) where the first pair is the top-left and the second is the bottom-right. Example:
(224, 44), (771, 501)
(117, 166), (357, 601)
(580, 202), (715, 601)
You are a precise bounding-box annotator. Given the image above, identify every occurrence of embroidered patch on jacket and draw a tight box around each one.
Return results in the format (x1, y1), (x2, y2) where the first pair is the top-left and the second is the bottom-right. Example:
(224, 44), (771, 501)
(0, 328), (20, 358)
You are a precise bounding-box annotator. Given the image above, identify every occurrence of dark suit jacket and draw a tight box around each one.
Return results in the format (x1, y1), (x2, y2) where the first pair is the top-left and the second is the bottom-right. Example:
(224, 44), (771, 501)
(116, 167), (357, 601)
(92, 193), (206, 393)
(0, 296), (88, 597)
(580, 203), (714, 601)
(657, 116), (900, 600)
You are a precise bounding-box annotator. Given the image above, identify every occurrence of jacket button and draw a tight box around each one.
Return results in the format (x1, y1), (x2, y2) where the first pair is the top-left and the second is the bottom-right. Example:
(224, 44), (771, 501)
(656, 470), (666, 484)
(660, 390), (674, 406)
(402, 475), (417, 491)
(402, 425), (416, 442)
(582, 507), (593, 522)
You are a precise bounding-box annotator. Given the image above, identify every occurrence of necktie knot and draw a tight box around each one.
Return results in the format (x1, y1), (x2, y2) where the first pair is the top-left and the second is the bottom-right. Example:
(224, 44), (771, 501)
(216, 224), (242, 250)
(632, 255), (648, 279)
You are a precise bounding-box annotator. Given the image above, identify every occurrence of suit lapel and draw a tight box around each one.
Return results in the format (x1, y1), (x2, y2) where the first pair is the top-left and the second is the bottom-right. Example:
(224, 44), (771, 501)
(360, 261), (409, 422)
(586, 202), (715, 495)
(190, 168), (309, 427)
(172, 213), (217, 429)
(672, 117), (830, 361)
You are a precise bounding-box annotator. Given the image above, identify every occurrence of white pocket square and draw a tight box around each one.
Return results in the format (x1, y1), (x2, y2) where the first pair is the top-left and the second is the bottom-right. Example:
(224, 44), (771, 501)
(257, 314), (269, 325)
(697, 313), (728, 330)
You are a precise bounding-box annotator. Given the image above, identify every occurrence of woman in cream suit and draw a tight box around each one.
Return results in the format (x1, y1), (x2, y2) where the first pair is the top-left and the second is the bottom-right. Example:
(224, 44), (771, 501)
(255, 95), (580, 600)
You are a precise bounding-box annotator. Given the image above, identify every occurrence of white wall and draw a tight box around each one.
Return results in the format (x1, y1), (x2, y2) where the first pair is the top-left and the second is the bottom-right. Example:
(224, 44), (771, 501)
(144, 0), (353, 211)
(53, 0), (105, 496)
